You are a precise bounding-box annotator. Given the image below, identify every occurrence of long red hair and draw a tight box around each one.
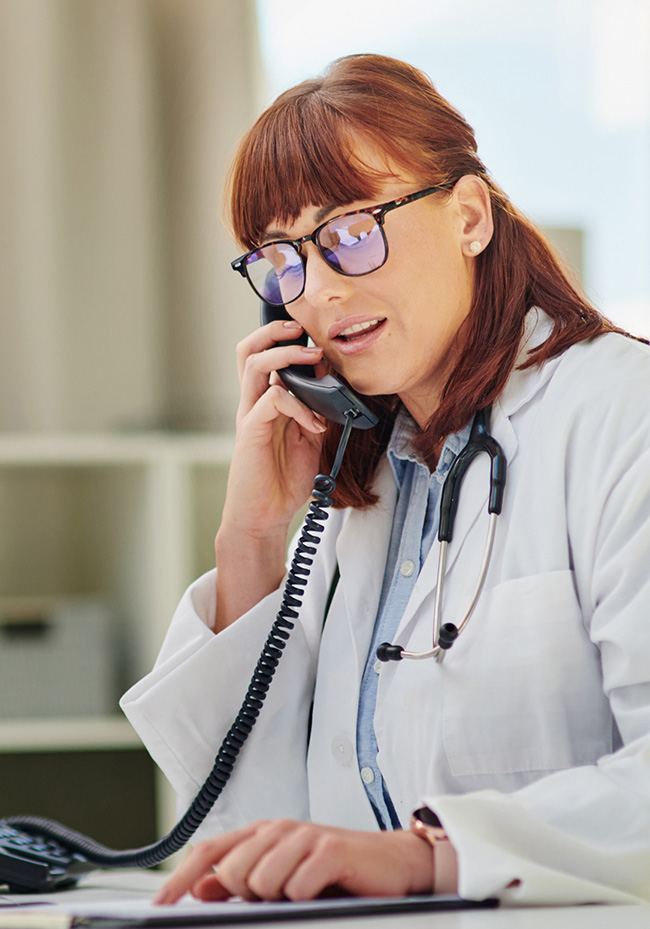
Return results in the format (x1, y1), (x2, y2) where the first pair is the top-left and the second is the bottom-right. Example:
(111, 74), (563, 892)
(228, 54), (624, 508)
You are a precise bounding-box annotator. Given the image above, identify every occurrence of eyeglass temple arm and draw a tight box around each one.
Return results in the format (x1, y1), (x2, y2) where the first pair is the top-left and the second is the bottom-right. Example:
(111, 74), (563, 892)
(372, 183), (454, 223)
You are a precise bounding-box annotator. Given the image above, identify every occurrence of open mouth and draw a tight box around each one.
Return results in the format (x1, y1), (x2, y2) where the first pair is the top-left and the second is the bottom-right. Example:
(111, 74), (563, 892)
(335, 318), (386, 342)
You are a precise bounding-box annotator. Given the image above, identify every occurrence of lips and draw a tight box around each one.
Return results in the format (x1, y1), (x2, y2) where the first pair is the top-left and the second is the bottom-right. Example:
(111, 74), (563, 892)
(327, 316), (387, 357)
(329, 317), (387, 342)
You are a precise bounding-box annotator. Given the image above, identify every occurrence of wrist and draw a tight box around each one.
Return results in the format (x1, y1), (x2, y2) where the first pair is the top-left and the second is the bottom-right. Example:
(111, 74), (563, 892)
(215, 522), (288, 570)
(213, 526), (288, 632)
(410, 807), (458, 895)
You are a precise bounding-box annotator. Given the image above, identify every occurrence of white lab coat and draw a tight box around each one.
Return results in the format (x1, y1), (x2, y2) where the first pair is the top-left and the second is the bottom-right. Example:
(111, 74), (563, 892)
(121, 310), (650, 906)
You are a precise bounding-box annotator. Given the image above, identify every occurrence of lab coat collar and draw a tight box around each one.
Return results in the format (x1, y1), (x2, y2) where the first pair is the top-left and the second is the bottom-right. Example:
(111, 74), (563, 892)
(497, 307), (558, 419)
(492, 308), (563, 464)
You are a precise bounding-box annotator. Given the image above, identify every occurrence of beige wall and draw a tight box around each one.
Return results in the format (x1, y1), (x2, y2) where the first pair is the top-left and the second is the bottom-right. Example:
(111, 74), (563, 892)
(0, 0), (261, 432)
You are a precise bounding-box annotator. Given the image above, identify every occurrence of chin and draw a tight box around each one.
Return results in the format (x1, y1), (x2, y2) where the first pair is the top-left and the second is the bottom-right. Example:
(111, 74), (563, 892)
(332, 360), (402, 402)
(342, 376), (390, 399)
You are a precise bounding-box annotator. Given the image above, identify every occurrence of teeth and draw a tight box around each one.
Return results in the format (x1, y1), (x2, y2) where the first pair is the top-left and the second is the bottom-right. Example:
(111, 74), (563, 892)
(339, 318), (384, 337)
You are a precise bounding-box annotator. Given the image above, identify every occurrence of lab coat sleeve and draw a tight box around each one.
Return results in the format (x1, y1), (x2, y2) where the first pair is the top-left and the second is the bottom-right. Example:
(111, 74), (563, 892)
(423, 345), (650, 905)
(119, 567), (317, 841)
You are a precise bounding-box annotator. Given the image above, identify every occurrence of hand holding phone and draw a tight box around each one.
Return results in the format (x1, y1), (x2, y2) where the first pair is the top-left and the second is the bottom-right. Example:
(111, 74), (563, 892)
(260, 300), (378, 429)
(213, 318), (326, 630)
(214, 302), (377, 632)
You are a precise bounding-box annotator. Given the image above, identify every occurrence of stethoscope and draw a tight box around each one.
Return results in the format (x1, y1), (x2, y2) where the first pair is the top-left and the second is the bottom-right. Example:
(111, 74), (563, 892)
(376, 406), (507, 664)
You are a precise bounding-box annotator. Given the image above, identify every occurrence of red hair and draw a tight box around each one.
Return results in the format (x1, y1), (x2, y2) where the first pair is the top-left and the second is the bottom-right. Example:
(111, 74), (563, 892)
(228, 54), (624, 508)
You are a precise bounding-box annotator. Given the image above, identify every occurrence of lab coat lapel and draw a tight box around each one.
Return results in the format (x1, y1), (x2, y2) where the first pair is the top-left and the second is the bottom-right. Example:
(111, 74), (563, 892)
(389, 311), (563, 643)
(336, 457), (397, 680)
(335, 307), (562, 660)
(389, 354), (564, 644)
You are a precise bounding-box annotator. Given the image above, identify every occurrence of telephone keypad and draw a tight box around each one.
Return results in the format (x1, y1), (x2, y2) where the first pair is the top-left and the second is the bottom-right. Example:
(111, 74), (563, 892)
(0, 821), (93, 893)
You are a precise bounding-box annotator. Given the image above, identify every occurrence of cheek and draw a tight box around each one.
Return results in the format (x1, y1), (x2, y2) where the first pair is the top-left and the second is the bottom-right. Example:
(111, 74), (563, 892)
(286, 300), (316, 336)
(413, 249), (472, 328)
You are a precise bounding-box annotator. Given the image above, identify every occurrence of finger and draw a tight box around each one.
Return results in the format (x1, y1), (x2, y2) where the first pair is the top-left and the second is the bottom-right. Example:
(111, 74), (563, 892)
(240, 383), (327, 437)
(281, 833), (349, 901)
(212, 821), (300, 901)
(243, 823), (319, 901)
(152, 825), (260, 905)
(235, 320), (306, 383)
(268, 363), (328, 396)
(239, 345), (323, 417)
(191, 874), (231, 902)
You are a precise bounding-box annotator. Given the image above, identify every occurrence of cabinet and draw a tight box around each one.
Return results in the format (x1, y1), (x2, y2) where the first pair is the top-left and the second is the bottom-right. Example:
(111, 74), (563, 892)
(0, 431), (234, 848)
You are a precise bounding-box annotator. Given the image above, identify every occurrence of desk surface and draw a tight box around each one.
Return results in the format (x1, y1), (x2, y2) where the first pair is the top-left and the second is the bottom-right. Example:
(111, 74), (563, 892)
(1, 870), (649, 928)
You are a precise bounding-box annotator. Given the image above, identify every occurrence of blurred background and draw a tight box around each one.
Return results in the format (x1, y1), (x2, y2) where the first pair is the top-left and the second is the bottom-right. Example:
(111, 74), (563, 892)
(0, 0), (648, 851)
(1, 0), (649, 435)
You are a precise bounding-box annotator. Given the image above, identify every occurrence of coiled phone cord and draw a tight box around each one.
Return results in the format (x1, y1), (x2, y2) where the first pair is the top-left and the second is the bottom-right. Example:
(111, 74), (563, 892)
(7, 415), (356, 869)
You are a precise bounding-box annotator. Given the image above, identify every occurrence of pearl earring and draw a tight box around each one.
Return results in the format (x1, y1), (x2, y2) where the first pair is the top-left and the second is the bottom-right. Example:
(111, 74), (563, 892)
(469, 240), (482, 255)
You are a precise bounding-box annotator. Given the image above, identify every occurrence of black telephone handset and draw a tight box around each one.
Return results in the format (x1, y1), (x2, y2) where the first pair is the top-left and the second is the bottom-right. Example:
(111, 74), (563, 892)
(260, 300), (378, 429)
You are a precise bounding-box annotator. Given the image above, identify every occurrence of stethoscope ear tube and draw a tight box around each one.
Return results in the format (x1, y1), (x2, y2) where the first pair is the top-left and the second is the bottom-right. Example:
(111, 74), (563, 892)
(377, 406), (507, 664)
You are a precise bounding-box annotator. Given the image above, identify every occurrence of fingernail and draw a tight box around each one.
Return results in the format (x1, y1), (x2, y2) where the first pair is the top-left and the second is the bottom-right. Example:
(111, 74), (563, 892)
(152, 888), (169, 905)
(313, 419), (327, 432)
(301, 346), (323, 354)
(283, 320), (303, 329)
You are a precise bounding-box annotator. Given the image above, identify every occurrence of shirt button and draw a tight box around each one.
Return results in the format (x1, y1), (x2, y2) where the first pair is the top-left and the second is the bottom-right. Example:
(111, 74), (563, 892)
(360, 766), (375, 784)
(331, 737), (353, 767)
(373, 659), (383, 673)
(400, 559), (416, 577)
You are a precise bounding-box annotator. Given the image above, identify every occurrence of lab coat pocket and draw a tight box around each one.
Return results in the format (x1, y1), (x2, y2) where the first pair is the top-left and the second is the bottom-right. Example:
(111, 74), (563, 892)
(442, 570), (612, 777)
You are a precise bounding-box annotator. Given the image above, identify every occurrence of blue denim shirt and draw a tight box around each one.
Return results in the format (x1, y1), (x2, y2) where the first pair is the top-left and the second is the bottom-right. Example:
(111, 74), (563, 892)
(355, 408), (471, 829)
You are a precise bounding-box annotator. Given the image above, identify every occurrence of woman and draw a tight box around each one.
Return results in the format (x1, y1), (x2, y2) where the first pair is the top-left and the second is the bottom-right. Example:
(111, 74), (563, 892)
(121, 54), (650, 905)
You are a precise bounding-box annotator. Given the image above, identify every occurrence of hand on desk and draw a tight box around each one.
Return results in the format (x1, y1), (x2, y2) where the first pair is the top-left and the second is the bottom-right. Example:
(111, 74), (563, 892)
(153, 820), (435, 904)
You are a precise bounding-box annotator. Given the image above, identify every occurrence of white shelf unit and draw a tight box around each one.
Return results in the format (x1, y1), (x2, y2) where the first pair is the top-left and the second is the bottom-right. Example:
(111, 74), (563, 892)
(0, 431), (234, 839)
(0, 717), (141, 753)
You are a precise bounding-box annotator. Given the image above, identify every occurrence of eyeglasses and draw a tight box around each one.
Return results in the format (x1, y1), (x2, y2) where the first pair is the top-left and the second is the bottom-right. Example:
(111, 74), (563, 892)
(230, 184), (452, 306)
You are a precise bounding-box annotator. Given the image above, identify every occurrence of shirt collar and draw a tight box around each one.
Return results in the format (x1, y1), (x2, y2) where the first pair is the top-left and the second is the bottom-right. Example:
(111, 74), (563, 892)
(386, 406), (472, 490)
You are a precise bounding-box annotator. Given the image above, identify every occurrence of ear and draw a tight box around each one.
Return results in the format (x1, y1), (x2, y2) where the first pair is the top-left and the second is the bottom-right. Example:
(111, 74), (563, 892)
(453, 175), (494, 258)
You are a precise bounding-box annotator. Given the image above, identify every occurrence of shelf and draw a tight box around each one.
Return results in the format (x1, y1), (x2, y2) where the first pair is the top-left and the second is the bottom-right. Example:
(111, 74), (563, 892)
(0, 431), (235, 466)
(0, 431), (236, 837)
(0, 717), (143, 753)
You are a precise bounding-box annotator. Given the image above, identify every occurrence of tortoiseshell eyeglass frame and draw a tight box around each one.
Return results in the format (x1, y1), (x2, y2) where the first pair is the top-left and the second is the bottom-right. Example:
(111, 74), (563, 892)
(230, 183), (454, 305)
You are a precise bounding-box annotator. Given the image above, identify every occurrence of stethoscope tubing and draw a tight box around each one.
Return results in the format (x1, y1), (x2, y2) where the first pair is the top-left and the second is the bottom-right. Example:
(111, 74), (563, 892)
(397, 511), (499, 662)
(377, 406), (507, 664)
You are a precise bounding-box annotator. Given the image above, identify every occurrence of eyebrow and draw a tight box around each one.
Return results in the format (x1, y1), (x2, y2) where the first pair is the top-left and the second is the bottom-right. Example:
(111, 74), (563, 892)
(261, 202), (340, 245)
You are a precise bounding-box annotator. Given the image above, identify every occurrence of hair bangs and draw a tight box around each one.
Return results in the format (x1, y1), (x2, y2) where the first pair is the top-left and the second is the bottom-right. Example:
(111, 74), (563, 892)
(229, 92), (397, 249)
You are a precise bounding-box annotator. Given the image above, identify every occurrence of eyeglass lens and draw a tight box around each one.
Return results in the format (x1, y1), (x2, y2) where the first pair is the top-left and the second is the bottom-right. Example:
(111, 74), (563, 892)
(245, 212), (387, 305)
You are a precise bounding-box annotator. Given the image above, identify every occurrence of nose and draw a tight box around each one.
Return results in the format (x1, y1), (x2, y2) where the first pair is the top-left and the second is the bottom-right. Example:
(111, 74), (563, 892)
(301, 242), (352, 309)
